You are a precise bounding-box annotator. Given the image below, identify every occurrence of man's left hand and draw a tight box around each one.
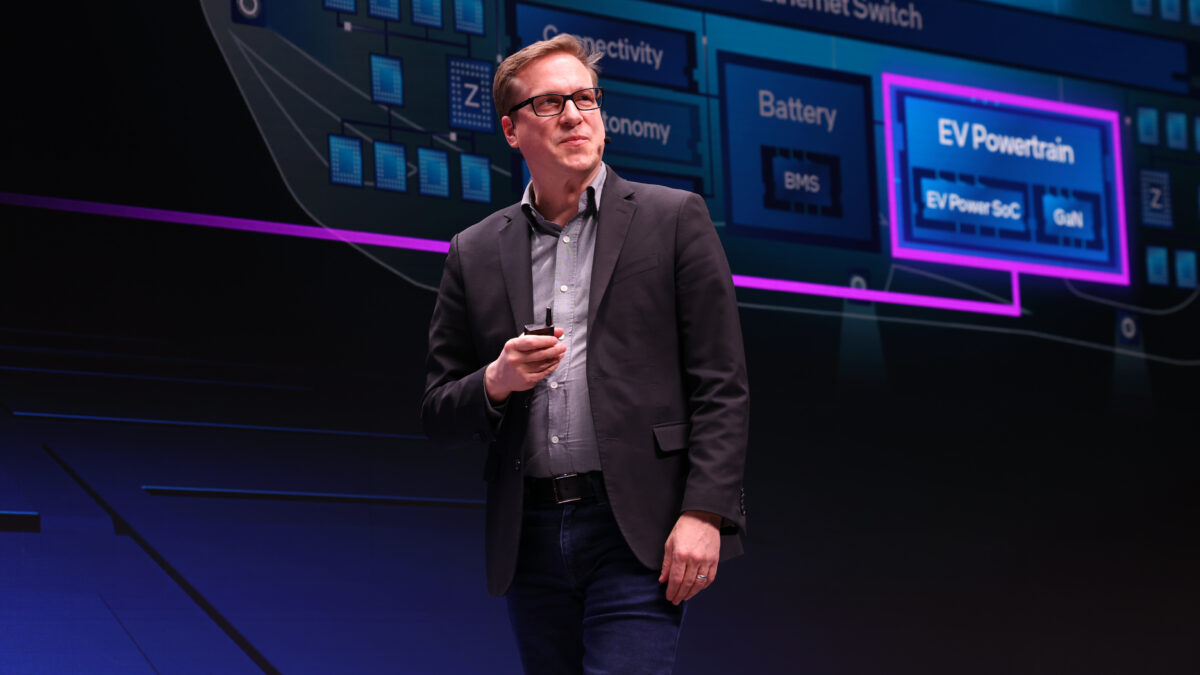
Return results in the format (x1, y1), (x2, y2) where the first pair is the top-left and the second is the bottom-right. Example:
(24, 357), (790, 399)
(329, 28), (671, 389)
(659, 510), (722, 605)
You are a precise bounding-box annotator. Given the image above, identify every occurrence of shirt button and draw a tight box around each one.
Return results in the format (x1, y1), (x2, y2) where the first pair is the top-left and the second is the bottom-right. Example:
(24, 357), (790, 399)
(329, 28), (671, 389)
(562, 235), (571, 243)
(549, 381), (558, 389)
(559, 284), (568, 293)
(551, 435), (560, 444)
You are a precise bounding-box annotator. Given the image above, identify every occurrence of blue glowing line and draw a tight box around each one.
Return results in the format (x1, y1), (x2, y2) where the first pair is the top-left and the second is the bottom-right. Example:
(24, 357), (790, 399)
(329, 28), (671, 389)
(141, 485), (484, 506)
(10, 411), (424, 439)
(0, 365), (310, 391)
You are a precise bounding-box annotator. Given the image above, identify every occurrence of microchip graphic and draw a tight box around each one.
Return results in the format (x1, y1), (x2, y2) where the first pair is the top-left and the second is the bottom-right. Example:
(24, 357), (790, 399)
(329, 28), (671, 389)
(413, 0), (442, 28)
(460, 154), (491, 203)
(914, 171), (1028, 237)
(369, 0), (400, 21)
(370, 54), (404, 106)
(1146, 246), (1169, 286)
(1136, 107), (1159, 145)
(1176, 250), (1198, 289)
(329, 135), (363, 187)
(1165, 112), (1188, 150)
(454, 0), (484, 35)
(448, 57), (494, 132)
(1038, 188), (1100, 243)
(374, 142), (407, 193)
(1161, 0), (1181, 21)
(418, 147), (450, 198)
(1140, 170), (1172, 228)
(761, 145), (840, 215)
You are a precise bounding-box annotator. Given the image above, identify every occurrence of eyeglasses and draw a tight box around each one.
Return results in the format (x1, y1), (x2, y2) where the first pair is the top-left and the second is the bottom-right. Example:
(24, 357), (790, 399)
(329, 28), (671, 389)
(508, 88), (604, 117)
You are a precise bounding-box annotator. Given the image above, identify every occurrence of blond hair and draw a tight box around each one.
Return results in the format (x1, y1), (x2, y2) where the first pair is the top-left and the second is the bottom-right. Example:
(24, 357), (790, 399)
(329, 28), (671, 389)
(493, 33), (602, 120)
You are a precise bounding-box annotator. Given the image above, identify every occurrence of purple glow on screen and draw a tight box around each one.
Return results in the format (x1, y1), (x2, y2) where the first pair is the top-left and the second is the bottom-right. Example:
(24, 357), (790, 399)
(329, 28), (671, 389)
(732, 272), (1022, 317)
(0, 192), (451, 254)
(882, 73), (1129, 286)
(3, 191), (1023, 316)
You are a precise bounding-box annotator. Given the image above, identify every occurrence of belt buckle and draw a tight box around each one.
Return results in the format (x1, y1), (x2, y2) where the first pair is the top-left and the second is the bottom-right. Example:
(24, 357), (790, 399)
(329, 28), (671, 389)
(552, 473), (582, 504)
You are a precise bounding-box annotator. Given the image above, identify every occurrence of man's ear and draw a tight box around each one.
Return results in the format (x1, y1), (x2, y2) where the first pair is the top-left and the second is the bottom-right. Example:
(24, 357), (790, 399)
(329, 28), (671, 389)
(501, 115), (519, 149)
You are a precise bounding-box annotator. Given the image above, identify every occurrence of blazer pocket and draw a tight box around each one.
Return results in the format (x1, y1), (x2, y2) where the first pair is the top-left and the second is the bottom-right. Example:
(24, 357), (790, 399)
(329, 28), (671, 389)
(651, 421), (691, 455)
(611, 253), (659, 285)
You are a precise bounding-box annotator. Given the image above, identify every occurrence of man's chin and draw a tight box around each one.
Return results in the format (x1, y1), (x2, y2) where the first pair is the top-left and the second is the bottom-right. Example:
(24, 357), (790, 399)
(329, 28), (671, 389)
(555, 153), (601, 175)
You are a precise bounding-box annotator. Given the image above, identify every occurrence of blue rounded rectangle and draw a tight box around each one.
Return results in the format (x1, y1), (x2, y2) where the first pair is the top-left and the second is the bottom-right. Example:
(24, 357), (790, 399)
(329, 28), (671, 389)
(919, 178), (1026, 232)
(1137, 107), (1159, 146)
(413, 0), (442, 28)
(1146, 246), (1169, 285)
(1165, 112), (1187, 150)
(460, 154), (490, 203)
(719, 53), (877, 250)
(770, 158), (832, 207)
(368, 0), (400, 20)
(447, 57), (493, 132)
(370, 54), (403, 106)
(329, 135), (363, 187)
(1140, 170), (1173, 228)
(374, 142), (407, 193)
(1041, 195), (1095, 241)
(454, 0), (484, 35)
(1176, 250), (1197, 288)
(890, 84), (1122, 277)
(600, 93), (698, 164)
(515, 3), (695, 91)
(418, 148), (450, 198)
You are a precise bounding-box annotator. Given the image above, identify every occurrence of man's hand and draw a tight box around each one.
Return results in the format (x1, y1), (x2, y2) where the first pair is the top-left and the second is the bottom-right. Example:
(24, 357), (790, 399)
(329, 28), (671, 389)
(659, 510), (722, 605)
(484, 328), (566, 404)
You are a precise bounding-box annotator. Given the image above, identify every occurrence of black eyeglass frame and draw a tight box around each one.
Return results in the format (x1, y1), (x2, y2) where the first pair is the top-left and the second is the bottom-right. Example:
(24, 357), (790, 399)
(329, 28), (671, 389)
(507, 88), (604, 117)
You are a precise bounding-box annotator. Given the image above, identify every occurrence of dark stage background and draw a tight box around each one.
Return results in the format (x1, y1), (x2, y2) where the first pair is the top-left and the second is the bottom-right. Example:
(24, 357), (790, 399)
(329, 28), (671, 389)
(2, 1), (1198, 673)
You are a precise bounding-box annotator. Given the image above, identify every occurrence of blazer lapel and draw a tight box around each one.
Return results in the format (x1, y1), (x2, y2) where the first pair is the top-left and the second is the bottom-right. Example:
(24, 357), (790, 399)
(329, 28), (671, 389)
(496, 205), (533, 335)
(589, 170), (637, 332)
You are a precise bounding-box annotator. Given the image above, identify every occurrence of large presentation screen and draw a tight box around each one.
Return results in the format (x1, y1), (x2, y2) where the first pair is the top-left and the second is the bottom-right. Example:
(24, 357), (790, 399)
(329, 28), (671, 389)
(883, 74), (1128, 285)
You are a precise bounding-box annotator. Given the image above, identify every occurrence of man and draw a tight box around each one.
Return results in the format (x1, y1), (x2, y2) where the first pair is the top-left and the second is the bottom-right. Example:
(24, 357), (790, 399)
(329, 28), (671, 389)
(421, 34), (748, 674)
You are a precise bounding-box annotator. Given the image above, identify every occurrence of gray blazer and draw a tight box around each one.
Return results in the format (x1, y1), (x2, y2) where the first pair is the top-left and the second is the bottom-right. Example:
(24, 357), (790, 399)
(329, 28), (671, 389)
(422, 168), (749, 596)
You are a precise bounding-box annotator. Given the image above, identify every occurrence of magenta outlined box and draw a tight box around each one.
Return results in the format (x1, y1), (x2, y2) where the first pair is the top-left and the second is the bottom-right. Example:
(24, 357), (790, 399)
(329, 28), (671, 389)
(883, 73), (1129, 286)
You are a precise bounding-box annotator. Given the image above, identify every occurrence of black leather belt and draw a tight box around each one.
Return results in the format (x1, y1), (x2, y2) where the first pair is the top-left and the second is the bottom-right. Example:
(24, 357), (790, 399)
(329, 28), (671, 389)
(526, 472), (601, 505)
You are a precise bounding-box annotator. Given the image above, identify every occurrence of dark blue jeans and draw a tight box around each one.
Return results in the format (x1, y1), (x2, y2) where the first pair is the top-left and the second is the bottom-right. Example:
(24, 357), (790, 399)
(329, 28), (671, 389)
(506, 477), (685, 675)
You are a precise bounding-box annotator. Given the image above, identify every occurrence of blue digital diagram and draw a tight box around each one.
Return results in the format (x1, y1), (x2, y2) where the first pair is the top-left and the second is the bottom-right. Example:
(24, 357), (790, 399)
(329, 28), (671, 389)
(202, 0), (514, 242)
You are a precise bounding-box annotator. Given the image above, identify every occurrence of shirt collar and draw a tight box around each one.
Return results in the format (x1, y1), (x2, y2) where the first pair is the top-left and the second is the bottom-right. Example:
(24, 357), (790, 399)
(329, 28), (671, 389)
(521, 163), (607, 233)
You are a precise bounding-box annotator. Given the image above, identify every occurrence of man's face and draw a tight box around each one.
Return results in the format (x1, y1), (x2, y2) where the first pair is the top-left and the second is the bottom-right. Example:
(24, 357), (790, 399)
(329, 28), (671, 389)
(502, 52), (605, 184)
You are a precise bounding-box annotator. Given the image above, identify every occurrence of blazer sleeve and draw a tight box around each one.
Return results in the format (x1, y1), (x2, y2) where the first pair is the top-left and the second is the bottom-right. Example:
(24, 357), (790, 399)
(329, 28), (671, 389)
(420, 234), (501, 446)
(673, 192), (750, 534)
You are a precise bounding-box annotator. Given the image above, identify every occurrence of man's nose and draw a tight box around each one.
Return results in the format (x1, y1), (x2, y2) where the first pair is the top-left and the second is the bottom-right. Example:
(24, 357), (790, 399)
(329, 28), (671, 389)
(559, 98), (584, 124)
